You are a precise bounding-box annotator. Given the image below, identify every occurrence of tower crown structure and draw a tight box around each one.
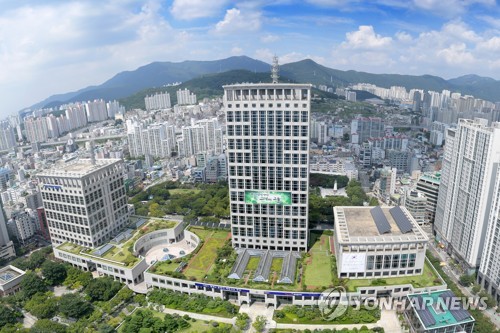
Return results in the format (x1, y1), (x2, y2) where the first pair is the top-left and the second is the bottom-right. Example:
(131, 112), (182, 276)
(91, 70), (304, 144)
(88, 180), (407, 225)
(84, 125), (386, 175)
(271, 56), (279, 84)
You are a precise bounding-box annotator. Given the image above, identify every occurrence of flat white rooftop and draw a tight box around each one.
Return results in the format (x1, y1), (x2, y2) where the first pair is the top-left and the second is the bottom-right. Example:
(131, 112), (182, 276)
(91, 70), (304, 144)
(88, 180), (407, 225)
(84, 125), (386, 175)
(39, 158), (121, 178)
(335, 206), (428, 244)
(0, 265), (24, 285)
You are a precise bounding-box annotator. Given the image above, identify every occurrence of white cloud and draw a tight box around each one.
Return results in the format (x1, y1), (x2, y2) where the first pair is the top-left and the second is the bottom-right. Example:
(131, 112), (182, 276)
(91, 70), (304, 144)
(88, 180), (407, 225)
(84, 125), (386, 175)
(477, 36), (500, 51)
(395, 31), (412, 42)
(437, 43), (475, 64)
(231, 46), (243, 55)
(412, 0), (495, 17)
(261, 34), (279, 43)
(170, 0), (228, 20)
(214, 8), (261, 34)
(341, 26), (392, 49)
(254, 48), (274, 62)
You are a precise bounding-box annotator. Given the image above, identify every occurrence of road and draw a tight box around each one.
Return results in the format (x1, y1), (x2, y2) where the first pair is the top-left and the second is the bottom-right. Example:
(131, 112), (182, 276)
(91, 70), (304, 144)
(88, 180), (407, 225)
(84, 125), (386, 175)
(426, 238), (500, 328)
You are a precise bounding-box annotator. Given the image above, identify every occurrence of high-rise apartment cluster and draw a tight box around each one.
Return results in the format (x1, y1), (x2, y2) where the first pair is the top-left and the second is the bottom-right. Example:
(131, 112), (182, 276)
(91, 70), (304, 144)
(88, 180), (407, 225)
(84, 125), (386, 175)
(434, 118), (500, 300)
(0, 204), (15, 260)
(224, 83), (312, 252)
(23, 100), (124, 143)
(0, 121), (16, 151)
(145, 92), (171, 111)
(176, 88), (197, 105)
(126, 120), (176, 159)
(177, 118), (223, 157)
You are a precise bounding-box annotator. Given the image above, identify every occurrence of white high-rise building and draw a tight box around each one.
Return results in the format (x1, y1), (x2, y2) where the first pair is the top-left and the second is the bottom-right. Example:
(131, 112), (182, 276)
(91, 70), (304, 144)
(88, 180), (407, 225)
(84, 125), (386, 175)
(479, 166), (500, 301)
(24, 117), (49, 143)
(0, 123), (16, 150)
(85, 99), (108, 123)
(107, 100), (124, 118)
(145, 92), (171, 110)
(0, 204), (15, 260)
(38, 159), (129, 248)
(435, 118), (500, 271)
(8, 212), (36, 244)
(126, 120), (176, 159)
(177, 88), (197, 105)
(224, 82), (311, 251)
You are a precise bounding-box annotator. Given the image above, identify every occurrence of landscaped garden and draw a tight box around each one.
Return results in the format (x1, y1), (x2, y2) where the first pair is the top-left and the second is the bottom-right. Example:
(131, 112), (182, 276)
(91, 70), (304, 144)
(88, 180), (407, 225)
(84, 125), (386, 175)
(273, 305), (380, 325)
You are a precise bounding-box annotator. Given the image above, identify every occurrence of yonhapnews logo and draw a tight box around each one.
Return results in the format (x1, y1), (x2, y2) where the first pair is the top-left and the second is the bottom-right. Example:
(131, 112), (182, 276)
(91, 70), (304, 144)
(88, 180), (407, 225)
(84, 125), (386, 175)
(317, 286), (349, 320)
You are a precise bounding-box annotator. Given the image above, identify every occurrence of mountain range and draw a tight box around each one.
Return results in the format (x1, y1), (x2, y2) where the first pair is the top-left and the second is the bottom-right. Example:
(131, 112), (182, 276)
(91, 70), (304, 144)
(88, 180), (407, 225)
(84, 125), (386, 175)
(29, 56), (500, 110)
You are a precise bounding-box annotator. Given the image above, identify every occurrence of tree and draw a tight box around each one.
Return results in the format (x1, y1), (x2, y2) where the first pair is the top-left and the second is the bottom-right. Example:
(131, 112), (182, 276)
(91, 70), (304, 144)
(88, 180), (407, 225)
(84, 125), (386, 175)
(85, 277), (122, 302)
(235, 313), (249, 330)
(20, 272), (47, 300)
(459, 274), (475, 287)
(63, 266), (92, 289)
(41, 261), (67, 286)
(26, 251), (46, 270)
(31, 319), (67, 333)
(24, 292), (58, 319)
(98, 323), (116, 333)
(59, 293), (93, 319)
(252, 315), (266, 333)
(0, 305), (20, 327)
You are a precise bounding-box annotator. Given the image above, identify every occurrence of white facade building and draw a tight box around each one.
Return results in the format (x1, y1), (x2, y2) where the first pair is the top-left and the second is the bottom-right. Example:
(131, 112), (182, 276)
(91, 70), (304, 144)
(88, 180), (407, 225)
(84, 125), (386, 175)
(334, 206), (428, 279)
(176, 88), (197, 105)
(38, 159), (129, 248)
(224, 83), (311, 252)
(145, 92), (171, 111)
(435, 118), (500, 271)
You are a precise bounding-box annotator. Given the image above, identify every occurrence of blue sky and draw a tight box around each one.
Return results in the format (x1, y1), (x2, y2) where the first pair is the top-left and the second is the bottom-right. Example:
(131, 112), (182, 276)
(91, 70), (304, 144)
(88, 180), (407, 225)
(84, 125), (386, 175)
(1, 0), (500, 116)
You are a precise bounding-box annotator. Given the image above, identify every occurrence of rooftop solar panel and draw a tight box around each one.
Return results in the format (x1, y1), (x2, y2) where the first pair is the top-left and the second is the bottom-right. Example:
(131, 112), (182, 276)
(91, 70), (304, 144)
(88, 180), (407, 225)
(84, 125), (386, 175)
(438, 290), (472, 322)
(390, 206), (413, 233)
(415, 295), (437, 327)
(370, 206), (391, 234)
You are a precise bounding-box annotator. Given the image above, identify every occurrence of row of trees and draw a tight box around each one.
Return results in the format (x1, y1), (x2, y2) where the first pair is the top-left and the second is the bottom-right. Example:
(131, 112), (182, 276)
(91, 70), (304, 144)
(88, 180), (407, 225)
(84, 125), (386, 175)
(130, 181), (230, 221)
(309, 180), (378, 223)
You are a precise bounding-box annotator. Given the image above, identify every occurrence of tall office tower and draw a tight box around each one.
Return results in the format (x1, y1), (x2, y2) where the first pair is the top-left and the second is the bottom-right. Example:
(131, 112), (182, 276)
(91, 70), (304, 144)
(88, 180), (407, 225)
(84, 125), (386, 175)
(416, 172), (441, 224)
(85, 99), (108, 122)
(412, 91), (422, 112)
(38, 159), (128, 248)
(0, 203), (15, 260)
(350, 116), (384, 144)
(177, 88), (197, 105)
(145, 92), (171, 111)
(224, 82), (311, 251)
(479, 167), (500, 300)
(435, 118), (500, 271)
(0, 123), (16, 150)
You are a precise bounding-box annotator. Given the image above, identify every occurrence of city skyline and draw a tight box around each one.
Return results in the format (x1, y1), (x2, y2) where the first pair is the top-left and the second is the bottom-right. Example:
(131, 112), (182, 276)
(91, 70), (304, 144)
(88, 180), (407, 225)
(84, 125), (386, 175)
(1, 0), (500, 117)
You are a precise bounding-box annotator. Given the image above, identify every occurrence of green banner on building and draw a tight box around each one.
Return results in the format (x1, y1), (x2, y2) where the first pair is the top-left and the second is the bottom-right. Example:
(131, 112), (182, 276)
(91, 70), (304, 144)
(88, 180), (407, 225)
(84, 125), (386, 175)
(244, 191), (292, 205)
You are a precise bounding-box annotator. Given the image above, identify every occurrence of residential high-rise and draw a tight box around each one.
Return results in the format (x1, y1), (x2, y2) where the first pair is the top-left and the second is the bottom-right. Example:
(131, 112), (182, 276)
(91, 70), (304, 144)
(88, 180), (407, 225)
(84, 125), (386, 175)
(415, 172), (441, 224)
(479, 167), (500, 301)
(435, 118), (500, 271)
(0, 204), (15, 260)
(350, 116), (384, 144)
(145, 92), (171, 111)
(177, 88), (197, 105)
(85, 99), (108, 123)
(38, 159), (128, 248)
(0, 123), (16, 151)
(224, 82), (311, 251)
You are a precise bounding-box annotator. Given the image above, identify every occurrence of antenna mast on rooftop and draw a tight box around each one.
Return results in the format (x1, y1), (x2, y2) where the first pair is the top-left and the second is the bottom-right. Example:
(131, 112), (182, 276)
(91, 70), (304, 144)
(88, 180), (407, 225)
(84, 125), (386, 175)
(271, 56), (279, 84)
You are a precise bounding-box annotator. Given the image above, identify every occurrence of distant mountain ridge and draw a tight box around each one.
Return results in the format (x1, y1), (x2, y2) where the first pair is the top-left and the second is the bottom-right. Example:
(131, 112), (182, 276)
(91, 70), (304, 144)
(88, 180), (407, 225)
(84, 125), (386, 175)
(28, 56), (500, 110)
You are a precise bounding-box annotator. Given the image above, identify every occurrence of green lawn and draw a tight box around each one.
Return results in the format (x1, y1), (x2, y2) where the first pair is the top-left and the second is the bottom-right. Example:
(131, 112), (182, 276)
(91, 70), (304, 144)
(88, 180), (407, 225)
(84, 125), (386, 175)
(345, 259), (442, 291)
(169, 189), (202, 195)
(183, 229), (229, 280)
(155, 260), (182, 274)
(246, 256), (260, 271)
(189, 227), (214, 240)
(303, 232), (333, 289)
(179, 320), (232, 333)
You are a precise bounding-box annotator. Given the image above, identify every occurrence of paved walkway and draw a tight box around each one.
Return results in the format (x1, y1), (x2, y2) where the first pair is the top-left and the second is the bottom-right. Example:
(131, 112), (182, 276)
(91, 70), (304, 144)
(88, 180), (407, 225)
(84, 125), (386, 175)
(161, 306), (235, 325)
